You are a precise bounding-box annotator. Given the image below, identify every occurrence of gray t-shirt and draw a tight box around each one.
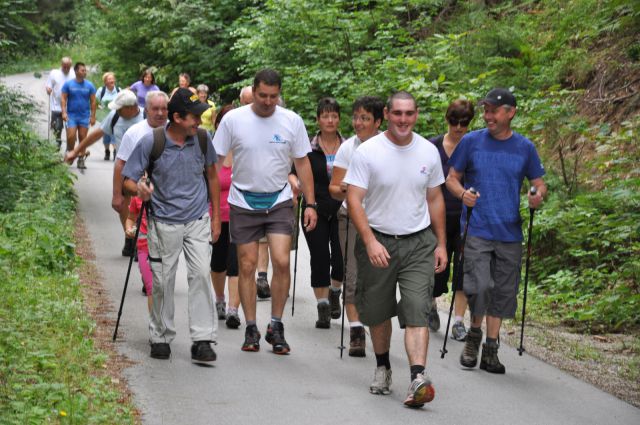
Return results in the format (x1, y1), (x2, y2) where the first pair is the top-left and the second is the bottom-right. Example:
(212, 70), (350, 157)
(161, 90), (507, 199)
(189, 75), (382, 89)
(101, 108), (144, 149)
(122, 126), (217, 224)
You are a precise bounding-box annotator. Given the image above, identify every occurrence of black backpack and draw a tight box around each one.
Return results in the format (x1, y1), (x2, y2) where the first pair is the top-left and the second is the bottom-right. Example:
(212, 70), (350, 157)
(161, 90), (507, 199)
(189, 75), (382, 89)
(99, 85), (121, 101)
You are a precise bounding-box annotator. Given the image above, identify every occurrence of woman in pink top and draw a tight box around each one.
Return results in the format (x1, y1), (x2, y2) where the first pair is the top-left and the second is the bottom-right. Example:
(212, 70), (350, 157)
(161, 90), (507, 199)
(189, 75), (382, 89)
(125, 196), (152, 312)
(209, 105), (241, 328)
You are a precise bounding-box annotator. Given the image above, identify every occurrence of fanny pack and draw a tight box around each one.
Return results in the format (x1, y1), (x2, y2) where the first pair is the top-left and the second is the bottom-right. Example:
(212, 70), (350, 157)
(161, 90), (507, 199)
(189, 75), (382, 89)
(237, 184), (286, 210)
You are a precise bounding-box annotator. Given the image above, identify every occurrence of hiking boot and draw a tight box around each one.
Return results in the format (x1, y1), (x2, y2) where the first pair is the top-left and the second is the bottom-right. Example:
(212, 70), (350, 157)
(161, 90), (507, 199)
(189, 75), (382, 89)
(191, 341), (217, 364)
(265, 322), (290, 354)
(349, 326), (366, 357)
(428, 304), (440, 332)
(480, 341), (506, 374)
(216, 301), (226, 320)
(403, 373), (435, 408)
(122, 238), (134, 257)
(460, 327), (482, 368)
(315, 302), (331, 329)
(369, 366), (392, 395)
(150, 342), (170, 359)
(104, 149), (110, 161)
(225, 311), (241, 329)
(451, 321), (468, 341)
(113, 148), (117, 161)
(329, 288), (342, 319)
(256, 276), (271, 299)
(241, 324), (261, 352)
(77, 156), (86, 169)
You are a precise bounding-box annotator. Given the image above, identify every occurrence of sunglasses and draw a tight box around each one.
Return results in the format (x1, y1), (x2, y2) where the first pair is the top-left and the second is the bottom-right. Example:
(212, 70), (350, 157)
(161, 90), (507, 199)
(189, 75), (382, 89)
(448, 117), (471, 127)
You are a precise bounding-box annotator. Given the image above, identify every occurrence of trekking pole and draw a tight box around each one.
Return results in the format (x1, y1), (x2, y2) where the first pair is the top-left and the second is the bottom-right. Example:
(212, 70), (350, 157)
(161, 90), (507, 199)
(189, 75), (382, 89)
(441, 187), (477, 359)
(338, 215), (349, 358)
(113, 194), (149, 340)
(518, 187), (537, 356)
(291, 194), (303, 316)
(47, 94), (51, 144)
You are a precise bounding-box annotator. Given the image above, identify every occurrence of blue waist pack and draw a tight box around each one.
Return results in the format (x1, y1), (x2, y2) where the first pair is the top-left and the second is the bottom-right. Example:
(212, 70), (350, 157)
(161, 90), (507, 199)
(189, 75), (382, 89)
(238, 185), (286, 210)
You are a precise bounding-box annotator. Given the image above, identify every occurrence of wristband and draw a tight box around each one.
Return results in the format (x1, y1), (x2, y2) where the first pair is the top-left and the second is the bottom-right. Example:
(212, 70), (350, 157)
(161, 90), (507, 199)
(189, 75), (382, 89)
(460, 189), (467, 200)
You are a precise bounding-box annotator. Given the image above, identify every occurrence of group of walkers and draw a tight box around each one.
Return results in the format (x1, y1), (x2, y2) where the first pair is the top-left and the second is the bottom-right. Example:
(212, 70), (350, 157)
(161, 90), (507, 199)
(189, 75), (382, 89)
(47, 57), (547, 409)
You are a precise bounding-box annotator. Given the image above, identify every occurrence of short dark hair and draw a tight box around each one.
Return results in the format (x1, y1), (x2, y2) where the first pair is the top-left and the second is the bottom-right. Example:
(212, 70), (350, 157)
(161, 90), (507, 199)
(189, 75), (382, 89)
(316, 97), (340, 117)
(253, 69), (281, 89)
(352, 96), (384, 123)
(445, 99), (475, 122)
(179, 73), (191, 84)
(214, 104), (235, 130)
(386, 90), (416, 111)
(73, 62), (86, 72)
(140, 69), (155, 84)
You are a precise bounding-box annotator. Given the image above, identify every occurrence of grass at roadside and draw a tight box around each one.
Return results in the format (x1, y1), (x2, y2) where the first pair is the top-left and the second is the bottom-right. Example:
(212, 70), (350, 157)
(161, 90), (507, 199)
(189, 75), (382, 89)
(0, 85), (137, 423)
(0, 43), (93, 76)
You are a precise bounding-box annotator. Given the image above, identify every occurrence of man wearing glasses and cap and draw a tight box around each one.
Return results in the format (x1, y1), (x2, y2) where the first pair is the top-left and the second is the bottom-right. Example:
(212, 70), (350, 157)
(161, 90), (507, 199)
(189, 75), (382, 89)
(123, 88), (221, 364)
(446, 88), (547, 374)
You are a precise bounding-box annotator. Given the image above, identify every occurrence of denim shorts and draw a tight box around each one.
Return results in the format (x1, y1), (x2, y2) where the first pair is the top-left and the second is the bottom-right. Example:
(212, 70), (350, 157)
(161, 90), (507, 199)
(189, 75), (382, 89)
(67, 114), (89, 128)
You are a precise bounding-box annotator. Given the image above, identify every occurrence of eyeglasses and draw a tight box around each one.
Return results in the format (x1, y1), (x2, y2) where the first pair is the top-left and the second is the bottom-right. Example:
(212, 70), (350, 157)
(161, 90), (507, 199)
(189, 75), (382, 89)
(352, 115), (373, 123)
(448, 117), (471, 127)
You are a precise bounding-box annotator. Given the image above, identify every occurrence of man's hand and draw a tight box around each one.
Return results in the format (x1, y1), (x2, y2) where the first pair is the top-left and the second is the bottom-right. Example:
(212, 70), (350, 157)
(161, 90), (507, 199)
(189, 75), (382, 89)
(528, 189), (543, 209)
(136, 179), (154, 201)
(46, 87), (52, 95)
(90, 115), (96, 126)
(302, 207), (317, 232)
(112, 193), (125, 213)
(62, 112), (68, 122)
(366, 238), (391, 268)
(462, 189), (479, 208)
(211, 216), (221, 243)
(64, 149), (78, 164)
(434, 244), (448, 273)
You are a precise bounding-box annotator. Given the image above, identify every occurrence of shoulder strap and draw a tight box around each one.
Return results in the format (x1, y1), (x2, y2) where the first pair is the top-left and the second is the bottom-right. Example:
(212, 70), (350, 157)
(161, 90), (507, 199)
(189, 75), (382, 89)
(116, 86), (121, 93)
(110, 111), (120, 133)
(99, 86), (106, 99)
(148, 127), (166, 179)
(196, 128), (208, 157)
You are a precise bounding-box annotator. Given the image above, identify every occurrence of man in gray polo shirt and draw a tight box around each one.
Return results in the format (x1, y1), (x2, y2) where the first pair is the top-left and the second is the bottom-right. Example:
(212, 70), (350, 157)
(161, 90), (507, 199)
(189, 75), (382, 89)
(123, 88), (221, 363)
(345, 91), (447, 408)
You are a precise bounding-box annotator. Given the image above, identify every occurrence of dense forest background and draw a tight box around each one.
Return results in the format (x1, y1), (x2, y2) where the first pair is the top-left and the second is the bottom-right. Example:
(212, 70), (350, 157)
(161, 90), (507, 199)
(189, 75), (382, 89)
(1, 0), (639, 332)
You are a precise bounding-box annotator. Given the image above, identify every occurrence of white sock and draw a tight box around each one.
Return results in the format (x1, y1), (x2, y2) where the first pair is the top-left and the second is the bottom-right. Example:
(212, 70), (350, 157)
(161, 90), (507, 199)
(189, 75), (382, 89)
(350, 321), (363, 328)
(454, 316), (463, 323)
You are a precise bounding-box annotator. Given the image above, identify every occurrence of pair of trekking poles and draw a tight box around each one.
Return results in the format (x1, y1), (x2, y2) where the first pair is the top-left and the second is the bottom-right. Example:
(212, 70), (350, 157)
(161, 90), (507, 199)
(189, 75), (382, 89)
(440, 187), (537, 358)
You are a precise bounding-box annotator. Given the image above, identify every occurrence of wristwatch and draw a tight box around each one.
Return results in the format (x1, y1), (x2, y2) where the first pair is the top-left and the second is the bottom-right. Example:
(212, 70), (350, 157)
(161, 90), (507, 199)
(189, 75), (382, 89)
(305, 202), (318, 210)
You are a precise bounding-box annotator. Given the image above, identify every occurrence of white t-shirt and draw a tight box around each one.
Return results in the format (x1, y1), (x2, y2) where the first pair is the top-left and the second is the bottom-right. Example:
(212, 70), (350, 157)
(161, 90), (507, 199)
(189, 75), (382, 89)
(212, 105), (311, 210)
(333, 135), (361, 210)
(45, 68), (76, 112)
(101, 109), (144, 150)
(117, 119), (154, 161)
(344, 132), (444, 235)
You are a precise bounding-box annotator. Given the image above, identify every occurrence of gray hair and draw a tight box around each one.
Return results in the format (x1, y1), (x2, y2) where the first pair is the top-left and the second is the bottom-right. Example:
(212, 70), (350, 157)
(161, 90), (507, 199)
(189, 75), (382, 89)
(145, 90), (169, 106)
(196, 84), (209, 94)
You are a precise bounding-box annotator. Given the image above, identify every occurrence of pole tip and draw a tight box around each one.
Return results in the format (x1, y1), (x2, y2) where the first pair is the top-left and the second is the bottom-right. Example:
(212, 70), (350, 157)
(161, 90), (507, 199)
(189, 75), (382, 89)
(469, 187), (477, 195)
(530, 186), (537, 195)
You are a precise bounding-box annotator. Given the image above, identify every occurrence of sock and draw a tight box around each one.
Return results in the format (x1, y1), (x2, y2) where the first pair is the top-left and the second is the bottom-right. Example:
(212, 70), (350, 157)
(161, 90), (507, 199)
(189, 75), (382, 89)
(486, 337), (498, 345)
(410, 365), (425, 381)
(470, 326), (482, 334)
(258, 271), (267, 279)
(349, 321), (363, 328)
(246, 320), (257, 327)
(330, 286), (341, 292)
(227, 307), (238, 315)
(216, 296), (225, 303)
(454, 316), (463, 323)
(271, 316), (282, 323)
(317, 298), (329, 305)
(375, 351), (391, 370)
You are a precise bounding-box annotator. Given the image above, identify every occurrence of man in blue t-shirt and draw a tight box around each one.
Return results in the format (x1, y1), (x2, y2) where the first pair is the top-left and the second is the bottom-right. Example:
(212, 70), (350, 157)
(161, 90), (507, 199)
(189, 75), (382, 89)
(61, 62), (96, 169)
(446, 88), (547, 374)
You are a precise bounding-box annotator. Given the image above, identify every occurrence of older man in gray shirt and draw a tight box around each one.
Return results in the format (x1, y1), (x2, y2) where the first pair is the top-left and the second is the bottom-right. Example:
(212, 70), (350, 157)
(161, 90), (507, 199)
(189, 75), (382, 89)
(123, 88), (221, 364)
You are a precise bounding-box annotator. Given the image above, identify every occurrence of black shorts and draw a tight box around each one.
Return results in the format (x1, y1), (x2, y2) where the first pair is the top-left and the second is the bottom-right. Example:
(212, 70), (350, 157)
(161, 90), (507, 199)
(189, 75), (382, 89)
(210, 222), (238, 276)
(433, 213), (463, 297)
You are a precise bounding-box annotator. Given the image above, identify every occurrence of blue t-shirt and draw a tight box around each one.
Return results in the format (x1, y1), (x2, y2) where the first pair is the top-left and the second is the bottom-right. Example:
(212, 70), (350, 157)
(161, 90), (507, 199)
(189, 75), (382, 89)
(62, 79), (96, 118)
(448, 128), (545, 242)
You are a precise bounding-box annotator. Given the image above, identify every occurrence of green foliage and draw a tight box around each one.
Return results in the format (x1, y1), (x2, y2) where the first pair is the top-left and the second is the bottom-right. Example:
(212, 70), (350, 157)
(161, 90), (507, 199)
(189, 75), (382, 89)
(0, 84), (136, 423)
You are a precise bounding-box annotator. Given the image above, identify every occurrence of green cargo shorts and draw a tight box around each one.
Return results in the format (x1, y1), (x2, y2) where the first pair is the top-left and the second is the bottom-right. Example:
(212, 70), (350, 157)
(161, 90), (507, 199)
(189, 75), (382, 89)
(354, 227), (436, 328)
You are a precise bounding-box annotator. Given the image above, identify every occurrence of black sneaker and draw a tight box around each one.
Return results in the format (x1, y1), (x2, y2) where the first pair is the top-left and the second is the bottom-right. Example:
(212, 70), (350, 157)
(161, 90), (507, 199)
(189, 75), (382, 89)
(191, 341), (217, 364)
(122, 238), (134, 257)
(480, 341), (506, 374)
(241, 324), (261, 352)
(150, 342), (170, 359)
(113, 148), (117, 161)
(265, 322), (290, 355)
(256, 276), (271, 299)
(329, 288), (342, 319)
(104, 149), (110, 161)
(460, 327), (482, 368)
(315, 303), (331, 329)
(225, 311), (241, 329)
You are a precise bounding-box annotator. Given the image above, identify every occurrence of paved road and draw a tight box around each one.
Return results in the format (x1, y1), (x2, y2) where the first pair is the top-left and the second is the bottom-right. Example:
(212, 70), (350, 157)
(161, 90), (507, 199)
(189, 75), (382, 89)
(4, 71), (639, 425)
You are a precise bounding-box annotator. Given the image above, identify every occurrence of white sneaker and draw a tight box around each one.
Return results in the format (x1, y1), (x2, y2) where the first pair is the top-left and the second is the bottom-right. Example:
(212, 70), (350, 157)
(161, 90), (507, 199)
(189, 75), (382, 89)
(369, 366), (392, 395)
(403, 373), (435, 407)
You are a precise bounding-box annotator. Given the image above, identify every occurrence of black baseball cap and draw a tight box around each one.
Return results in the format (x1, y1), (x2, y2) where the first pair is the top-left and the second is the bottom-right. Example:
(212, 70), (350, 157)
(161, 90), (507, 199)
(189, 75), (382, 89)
(479, 88), (517, 107)
(168, 88), (210, 116)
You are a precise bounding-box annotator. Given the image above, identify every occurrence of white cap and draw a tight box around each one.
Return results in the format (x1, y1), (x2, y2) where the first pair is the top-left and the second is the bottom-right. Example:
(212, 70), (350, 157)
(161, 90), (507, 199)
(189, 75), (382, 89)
(108, 89), (138, 110)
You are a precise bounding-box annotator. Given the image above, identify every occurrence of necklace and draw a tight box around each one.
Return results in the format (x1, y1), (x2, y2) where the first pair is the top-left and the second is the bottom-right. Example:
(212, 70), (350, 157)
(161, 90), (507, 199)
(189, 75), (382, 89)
(319, 134), (339, 155)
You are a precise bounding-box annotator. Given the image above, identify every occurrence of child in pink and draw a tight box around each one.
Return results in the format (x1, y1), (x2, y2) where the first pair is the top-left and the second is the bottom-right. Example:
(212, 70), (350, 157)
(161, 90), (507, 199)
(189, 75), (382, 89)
(126, 196), (152, 312)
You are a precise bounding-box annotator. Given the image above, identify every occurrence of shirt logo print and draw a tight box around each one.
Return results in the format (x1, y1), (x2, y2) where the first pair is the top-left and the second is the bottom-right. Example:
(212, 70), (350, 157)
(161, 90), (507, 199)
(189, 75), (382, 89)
(270, 134), (285, 144)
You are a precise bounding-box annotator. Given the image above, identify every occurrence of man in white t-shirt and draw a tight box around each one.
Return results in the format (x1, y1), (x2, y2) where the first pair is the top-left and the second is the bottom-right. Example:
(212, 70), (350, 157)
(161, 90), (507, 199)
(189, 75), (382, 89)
(213, 69), (317, 355)
(345, 91), (447, 408)
(45, 57), (75, 148)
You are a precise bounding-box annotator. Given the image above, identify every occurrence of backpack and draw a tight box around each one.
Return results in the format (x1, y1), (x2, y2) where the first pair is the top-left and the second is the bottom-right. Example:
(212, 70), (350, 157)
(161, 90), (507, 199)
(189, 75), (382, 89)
(99, 85), (121, 100)
(110, 112), (120, 134)
(148, 126), (211, 197)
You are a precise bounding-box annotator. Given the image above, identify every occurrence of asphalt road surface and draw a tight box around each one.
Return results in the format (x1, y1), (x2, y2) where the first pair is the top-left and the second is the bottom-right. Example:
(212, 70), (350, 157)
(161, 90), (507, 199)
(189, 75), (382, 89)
(4, 71), (639, 425)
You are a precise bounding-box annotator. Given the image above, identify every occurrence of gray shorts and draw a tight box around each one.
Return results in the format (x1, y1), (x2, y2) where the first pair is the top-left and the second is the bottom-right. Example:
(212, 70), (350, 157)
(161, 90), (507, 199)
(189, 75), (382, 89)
(355, 227), (436, 328)
(338, 207), (357, 304)
(229, 200), (294, 245)
(463, 236), (522, 318)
